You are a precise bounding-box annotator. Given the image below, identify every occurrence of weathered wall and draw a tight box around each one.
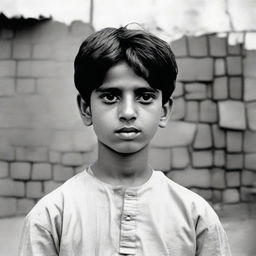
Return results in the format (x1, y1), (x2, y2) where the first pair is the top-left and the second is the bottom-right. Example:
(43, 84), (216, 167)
(0, 20), (255, 217)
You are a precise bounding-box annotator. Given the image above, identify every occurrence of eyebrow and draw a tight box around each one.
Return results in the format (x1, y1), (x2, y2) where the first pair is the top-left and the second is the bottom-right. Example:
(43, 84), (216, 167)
(95, 87), (159, 94)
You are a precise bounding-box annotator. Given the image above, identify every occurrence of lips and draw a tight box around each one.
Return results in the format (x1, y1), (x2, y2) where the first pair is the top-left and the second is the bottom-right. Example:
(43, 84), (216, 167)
(115, 127), (140, 133)
(115, 127), (141, 140)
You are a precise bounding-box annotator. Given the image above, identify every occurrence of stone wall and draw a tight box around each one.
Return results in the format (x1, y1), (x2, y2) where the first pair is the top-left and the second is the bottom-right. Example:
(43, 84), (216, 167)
(0, 19), (255, 217)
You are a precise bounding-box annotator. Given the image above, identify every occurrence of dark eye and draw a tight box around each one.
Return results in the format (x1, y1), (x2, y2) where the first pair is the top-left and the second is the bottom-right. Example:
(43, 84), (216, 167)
(138, 94), (155, 104)
(100, 93), (119, 104)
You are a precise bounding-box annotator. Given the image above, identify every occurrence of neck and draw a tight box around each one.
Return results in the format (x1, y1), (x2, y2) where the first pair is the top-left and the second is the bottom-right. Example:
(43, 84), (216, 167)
(91, 142), (152, 187)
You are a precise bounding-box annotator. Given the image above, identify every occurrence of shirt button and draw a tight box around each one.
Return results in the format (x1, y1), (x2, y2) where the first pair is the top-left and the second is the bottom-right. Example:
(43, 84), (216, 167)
(124, 215), (132, 221)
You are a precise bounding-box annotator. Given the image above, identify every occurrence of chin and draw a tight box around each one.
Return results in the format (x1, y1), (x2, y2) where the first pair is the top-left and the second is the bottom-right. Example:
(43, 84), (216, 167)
(112, 143), (147, 155)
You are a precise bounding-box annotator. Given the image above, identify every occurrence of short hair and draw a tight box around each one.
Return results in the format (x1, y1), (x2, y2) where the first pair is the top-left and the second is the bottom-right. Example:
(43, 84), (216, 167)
(74, 26), (178, 104)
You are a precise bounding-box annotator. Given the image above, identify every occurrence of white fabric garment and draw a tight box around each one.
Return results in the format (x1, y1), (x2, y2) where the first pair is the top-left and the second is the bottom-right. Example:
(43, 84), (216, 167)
(19, 167), (232, 256)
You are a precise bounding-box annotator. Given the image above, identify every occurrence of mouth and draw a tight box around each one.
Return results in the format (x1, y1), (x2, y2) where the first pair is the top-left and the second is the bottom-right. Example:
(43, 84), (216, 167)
(115, 127), (141, 139)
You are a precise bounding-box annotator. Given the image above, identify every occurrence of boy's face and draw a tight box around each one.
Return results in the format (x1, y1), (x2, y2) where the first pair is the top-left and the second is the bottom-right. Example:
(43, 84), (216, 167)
(79, 62), (171, 154)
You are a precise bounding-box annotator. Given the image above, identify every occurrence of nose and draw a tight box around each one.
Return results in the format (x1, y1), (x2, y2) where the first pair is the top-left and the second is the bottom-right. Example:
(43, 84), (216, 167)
(118, 94), (137, 122)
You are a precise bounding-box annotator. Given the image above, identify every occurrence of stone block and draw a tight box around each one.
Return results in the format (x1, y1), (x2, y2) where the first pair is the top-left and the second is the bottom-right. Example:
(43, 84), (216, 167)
(247, 102), (256, 130)
(62, 153), (84, 166)
(244, 78), (256, 101)
(171, 147), (190, 169)
(193, 124), (212, 149)
(167, 168), (211, 188)
(17, 199), (35, 215)
(172, 82), (184, 98)
(44, 181), (62, 194)
(32, 43), (54, 59)
(241, 170), (255, 186)
(49, 151), (61, 163)
(0, 40), (11, 58)
(149, 148), (171, 171)
(211, 168), (226, 189)
(244, 131), (256, 152)
(185, 83), (207, 100)
(223, 189), (240, 203)
(177, 58), (213, 81)
(226, 131), (243, 152)
(209, 35), (227, 57)
(170, 97), (186, 120)
(13, 181), (25, 197)
(226, 171), (240, 187)
(213, 150), (225, 167)
(0, 78), (15, 96)
(13, 42), (31, 59)
(229, 77), (242, 100)
(0, 179), (14, 196)
(171, 36), (188, 57)
(53, 164), (74, 182)
(32, 163), (52, 180)
(10, 162), (31, 180)
(187, 36), (208, 56)
(192, 151), (213, 168)
(0, 60), (16, 77)
(0, 29), (14, 39)
(16, 78), (36, 94)
(70, 21), (94, 39)
(244, 52), (256, 78)
(151, 121), (196, 147)
(213, 77), (228, 100)
(199, 100), (218, 123)
(185, 101), (199, 122)
(245, 154), (256, 170)
(0, 161), (8, 178)
(0, 198), (17, 217)
(212, 190), (222, 203)
(227, 56), (242, 75)
(214, 58), (226, 76)
(0, 145), (15, 160)
(240, 187), (256, 202)
(226, 154), (243, 170)
(193, 188), (212, 201)
(26, 181), (43, 199)
(218, 101), (246, 130)
(228, 44), (241, 55)
(16, 147), (48, 162)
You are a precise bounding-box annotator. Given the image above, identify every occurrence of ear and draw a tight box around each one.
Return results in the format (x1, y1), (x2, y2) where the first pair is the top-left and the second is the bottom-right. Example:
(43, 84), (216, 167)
(77, 94), (92, 126)
(159, 97), (173, 128)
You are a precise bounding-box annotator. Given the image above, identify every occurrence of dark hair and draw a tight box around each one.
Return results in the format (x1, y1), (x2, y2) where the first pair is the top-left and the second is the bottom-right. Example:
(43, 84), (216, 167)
(74, 26), (178, 104)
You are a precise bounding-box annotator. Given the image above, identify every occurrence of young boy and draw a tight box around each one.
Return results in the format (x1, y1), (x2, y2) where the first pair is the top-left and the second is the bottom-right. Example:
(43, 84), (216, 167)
(19, 26), (231, 255)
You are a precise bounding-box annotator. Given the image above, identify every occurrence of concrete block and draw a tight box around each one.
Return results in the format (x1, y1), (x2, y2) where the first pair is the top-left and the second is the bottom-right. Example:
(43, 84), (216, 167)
(193, 124), (212, 149)
(32, 43), (54, 59)
(229, 77), (242, 100)
(211, 168), (226, 189)
(0, 60), (16, 77)
(240, 187), (256, 202)
(53, 164), (74, 182)
(0, 145), (15, 160)
(0, 161), (8, 178)
(214, 58), (226, 76)
(185, 101), (199, 122)
(227, 56), (242, 75)
(17, 199), (35, 215)
(170, 97), (186, 120)
(0, 179), (14, 196)
(13, 181), (25, 197)
(0, 198), (17, 217)
(149, 148), (171, 171)
(49, 150), (61, 163)
(223, 189), (240, 203)
(0, 40), (11, 58)
(151, 121), (196, 147)
(209, 35), (227, 56)
(62, 152), (84, 166)
(10, 162), (31, 180)
(32, 163), (52, 180)
(218, 101), (246, 130)
(13, 42), (31, 59)
(244, 78), (256, 101)
(228, 44), (241, 55)
(16, 147), (48, 162)
(226, 154), (243, 170)
(192, 188), (212, 201)
(171, 147), (190, 169)
(213, 77), (228, 100)
(192, 151), (213, 168)
(245, 154), (256, 170)
(212, 190), (222, 203)
(185, 83), (207, 100)
(199, 100), (218, 123)
(226, 171), (240, 187)
(0, 29), (14, 39)
(167, 168), (211, 188)
(16, 78), (36, 94)
(0, 78), (15, 96)
(171, 36), (188, 57)
(177, 58), (213, 81)
(241, 170), (255, 186)
(213, 150), (225, 167)
(247, 102), (256, 131)
(172, 82), (184, 98)
(44, 181), (62, 194)
(187, 36), (208, 56)
(244, 52), (256, 78)
(70, 21), (94, 39)
(244, 131), (256, 153)
(26, 181), (43, 199)
(226, 131), (243, 153)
